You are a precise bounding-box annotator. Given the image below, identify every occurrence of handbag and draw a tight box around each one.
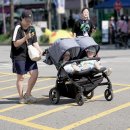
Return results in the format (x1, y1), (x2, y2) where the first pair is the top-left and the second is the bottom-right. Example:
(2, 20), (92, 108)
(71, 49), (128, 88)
(23, 30), (41, 61)
(27, 44), (41, 61)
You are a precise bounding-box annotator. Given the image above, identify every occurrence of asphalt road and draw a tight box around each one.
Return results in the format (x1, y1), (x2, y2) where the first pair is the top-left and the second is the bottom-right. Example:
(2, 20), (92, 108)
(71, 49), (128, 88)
(0, 46), (130, 130)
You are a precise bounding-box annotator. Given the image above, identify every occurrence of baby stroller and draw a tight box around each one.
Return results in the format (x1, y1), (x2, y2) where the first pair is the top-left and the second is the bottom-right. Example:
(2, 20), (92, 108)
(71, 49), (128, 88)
(115, 30), (128, 48)
(44, 37), (113, 106)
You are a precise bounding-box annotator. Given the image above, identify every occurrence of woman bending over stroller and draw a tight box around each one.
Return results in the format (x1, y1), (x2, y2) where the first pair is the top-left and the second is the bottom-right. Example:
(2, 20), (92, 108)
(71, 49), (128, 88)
(63, 47), (112, 76)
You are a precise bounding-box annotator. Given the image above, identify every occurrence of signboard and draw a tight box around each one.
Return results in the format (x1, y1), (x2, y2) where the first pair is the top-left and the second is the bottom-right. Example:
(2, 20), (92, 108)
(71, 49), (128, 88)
(56, 0), (65, 14)
(114, 0), (122, 12)
(102, 20), (109, 43)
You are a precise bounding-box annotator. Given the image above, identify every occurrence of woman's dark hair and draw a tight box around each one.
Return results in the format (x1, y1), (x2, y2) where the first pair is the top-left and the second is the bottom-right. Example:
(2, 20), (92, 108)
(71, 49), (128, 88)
(81, 7), (89, 13)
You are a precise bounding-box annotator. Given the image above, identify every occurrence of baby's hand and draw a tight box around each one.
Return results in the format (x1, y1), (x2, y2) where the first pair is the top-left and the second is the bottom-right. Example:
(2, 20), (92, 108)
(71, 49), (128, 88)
(72, 64), (80, 72)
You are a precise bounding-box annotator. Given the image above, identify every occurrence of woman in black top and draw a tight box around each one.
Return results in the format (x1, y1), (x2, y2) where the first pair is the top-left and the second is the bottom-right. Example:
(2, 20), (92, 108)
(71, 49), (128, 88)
(10, 10), (43, 104)
(73, 7), (96, 37)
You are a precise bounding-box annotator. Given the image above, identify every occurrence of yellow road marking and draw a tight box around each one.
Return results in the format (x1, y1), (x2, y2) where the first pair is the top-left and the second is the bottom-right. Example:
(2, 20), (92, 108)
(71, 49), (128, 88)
(0, 78), (17, 83)
(0, 82), (124, 93)
(0, 115), (56, 130)
(0, 73), (53, 83)
(0, 78), (52, 91)
(0, 74), (13, 78)
(0, 83), (129, 119)
(0, 104), (25, 113)
(113, 83), (130, 87)
(60, 102), (130, 130)
(0, 85), (130, 114)
(0, 83), (129, 114)
(0, 83), (129, 130)
(0, 75), (29, 83)
(0, 85), (16, 91)
(22, 84), (130, 122)
(0, 82), (127, 92)
(23, 105), (71, 122)
(0, 72), (16, 75)
(0, 84), (54, 99)
(0, 84), (54, 113)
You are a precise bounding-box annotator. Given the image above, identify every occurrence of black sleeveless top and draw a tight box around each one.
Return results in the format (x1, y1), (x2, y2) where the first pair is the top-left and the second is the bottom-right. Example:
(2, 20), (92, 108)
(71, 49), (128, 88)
(10, 24), (37, 61)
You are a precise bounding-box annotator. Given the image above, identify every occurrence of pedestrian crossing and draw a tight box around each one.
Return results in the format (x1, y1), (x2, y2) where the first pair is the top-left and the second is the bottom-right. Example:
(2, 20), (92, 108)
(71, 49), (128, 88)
(0, 59), (130, 130)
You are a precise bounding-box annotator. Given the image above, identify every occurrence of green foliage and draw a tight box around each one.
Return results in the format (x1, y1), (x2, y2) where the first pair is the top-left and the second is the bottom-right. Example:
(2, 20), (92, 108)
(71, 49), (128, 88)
(0, 34), (10, 41)
(91, 29), (102, 44)
(39, 35), (49, 45)
(104, 13), (114, 20)
(0, 34), (11, 45)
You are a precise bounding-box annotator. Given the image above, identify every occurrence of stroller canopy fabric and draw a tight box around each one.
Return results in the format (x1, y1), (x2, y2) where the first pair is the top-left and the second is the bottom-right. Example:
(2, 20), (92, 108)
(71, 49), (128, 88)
(48, 38), (81, 65)
(75, 36), (100, 58)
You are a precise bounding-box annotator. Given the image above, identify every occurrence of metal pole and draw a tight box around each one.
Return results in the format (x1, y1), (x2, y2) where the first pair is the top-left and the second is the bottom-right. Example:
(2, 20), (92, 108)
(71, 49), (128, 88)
(10, 0), (14, 33)
(47, 0), (52, 30)
(58, 14), (61, 29)
(85, 0), (88, 8)
(2, 0), (6, 34)
(80, 0), (83, 11)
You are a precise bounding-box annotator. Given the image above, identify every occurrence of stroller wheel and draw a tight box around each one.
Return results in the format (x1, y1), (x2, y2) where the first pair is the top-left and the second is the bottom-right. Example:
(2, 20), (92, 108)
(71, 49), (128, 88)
(83, 91), (94, 99)
(104, 89), (113, 101)
(49, 87), (60, 104)
(75, 93), (84, 106)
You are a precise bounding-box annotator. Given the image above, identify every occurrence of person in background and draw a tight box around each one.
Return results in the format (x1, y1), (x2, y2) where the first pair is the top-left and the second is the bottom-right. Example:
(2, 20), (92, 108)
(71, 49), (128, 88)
(116, 15), (128, 48)
(72, 7), (96, 37)
(68, 15), (75, 30)
(62, 17), (68, 30)
(10, 10), (43, 104)
(109, 16), (116, 44)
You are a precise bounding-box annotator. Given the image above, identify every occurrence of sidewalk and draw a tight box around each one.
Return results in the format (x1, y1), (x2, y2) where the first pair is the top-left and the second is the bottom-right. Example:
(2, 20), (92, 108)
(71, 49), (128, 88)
(100, 44), (115, 50)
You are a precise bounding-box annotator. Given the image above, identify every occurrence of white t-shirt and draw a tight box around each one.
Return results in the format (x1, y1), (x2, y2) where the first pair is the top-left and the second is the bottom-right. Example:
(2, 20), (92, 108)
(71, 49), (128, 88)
(64, 64), (75, 74)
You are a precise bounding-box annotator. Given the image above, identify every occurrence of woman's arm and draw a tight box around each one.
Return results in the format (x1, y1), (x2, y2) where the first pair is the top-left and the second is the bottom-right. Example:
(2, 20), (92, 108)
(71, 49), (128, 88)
(13, 36), (27, 47)
(14, 32), (33, 47)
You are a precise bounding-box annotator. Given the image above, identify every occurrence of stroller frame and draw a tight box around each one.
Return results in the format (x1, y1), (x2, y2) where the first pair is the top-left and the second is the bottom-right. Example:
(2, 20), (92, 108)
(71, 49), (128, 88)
(45, 37), (113, 106)
(49, 58), (113, 106)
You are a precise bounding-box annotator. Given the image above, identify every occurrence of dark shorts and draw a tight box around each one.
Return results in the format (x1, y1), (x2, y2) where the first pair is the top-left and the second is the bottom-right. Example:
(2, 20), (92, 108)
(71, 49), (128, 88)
(12, 60), (38, 75)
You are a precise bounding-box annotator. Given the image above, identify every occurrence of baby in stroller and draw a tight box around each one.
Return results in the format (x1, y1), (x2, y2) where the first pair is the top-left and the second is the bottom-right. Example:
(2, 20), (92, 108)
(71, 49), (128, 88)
(44, 37), (113, 106)
(62, 46), (112, 76)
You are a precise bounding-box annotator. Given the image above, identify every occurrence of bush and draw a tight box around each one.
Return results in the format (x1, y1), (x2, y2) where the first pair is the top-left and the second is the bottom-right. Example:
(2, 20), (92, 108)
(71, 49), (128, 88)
(39, 35), (49, 45)
(0, 34), (10, 41)
(91, 29), (102, 44)
(0, 34), (11, 45)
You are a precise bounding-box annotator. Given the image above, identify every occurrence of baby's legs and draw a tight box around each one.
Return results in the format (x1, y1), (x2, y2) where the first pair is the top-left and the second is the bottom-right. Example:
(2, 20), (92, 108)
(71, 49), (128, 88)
(94, 61), (103, 70)
(94, 61), (112, 76)
(104, 68), (112, 76)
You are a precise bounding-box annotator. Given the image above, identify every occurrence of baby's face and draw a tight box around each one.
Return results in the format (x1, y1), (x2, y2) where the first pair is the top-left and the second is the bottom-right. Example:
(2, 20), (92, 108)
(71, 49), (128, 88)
(63, 53), (70, 61)
(87, 51), (95, 58)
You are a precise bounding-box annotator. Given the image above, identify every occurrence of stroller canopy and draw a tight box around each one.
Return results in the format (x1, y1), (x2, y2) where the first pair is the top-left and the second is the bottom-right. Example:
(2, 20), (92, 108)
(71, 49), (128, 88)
(75, 36), (100, 58)
(47, 38), (81, 65)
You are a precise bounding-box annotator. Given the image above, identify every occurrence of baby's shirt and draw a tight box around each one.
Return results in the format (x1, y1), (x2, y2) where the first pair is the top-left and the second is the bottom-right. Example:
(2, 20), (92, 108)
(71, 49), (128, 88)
(64, 63), (76, 73)
(80, 60), (96, 70)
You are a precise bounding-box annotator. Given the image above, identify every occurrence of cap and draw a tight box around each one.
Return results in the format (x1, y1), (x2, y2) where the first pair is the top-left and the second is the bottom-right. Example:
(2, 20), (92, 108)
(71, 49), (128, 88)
(85, 46), (96, 53)
(21, 10), (33, 19)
